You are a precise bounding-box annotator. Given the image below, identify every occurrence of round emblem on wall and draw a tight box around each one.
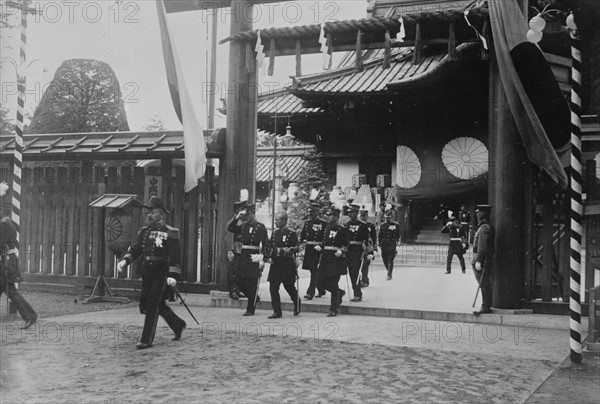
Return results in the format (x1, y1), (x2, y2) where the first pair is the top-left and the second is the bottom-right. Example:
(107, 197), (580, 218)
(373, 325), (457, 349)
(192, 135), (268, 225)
(396, 146), (421, 189)
(105, 215), (123, 242)
(441, 137), (488, 180)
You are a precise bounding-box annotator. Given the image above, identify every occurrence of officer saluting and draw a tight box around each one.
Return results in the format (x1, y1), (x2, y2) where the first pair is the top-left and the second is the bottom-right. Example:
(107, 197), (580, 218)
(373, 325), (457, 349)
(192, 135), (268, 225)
(345, 203), (371, 302)
(226, 203), (268, 316)
(118, 196), (186, 349)
(299, 201), (327, 300)
(314, 206), (349, 317)
(378, 209), (401, 280)
(441, 216), (467, 274)
(225, 197), (248, 300)
(267, 212), (301, 318)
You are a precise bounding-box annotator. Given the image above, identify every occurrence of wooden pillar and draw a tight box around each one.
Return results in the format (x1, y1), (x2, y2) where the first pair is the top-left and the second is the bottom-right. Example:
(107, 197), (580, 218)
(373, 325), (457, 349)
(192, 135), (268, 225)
(215, 0), (258, 291)
(488, 0), (527, 308)
(161, 158), (173, 209)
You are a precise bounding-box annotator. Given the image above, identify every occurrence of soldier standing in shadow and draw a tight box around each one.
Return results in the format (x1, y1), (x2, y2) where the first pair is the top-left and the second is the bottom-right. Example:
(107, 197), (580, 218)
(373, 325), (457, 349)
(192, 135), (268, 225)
(299, 201), (327, 300)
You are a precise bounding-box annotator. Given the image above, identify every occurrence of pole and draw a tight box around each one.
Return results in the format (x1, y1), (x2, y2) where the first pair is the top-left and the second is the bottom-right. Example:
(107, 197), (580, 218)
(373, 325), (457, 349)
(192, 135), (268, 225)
(271, 114), (278, 233)
(208, 7), (218, 129)
(569, 18), (583, 364)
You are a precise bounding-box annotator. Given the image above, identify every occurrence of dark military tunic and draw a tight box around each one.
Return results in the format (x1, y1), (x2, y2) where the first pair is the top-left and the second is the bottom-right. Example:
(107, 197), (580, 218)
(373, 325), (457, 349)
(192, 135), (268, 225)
(378, 221), (401, 252)
(227, 218), (268, 279)
(441, 222), (468, 272)
(472, 219), (495, 310)
(299, 217), (326, 270)
(268, 227), (299, 284)
(318, 223), (349, 277)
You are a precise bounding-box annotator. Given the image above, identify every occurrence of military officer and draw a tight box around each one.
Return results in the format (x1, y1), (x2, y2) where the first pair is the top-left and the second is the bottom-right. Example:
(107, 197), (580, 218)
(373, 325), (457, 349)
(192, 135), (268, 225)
(225, 199), (247, 300)
(118, 196), (186, 349)
(267, 212), (301, 318)
(458, 204), (472, 241)
(314, 206), (348, 317)
(441, 216), (467, 274)
(434, 203), (450, 226)
(378, 209), (401, 280)
(345, 204), (371, 302)
(472, 205), (495, 315)
(0, 182), (38, 330)
(299, 201), (327, 300)
(226, 203), (268, 316)
(358, 208), (376, 288)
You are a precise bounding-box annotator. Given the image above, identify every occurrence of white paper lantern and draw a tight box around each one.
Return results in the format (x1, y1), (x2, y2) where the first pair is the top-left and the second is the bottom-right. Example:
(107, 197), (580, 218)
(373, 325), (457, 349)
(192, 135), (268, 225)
(529, 14), (546, 32)
(527, 29), (543, 43)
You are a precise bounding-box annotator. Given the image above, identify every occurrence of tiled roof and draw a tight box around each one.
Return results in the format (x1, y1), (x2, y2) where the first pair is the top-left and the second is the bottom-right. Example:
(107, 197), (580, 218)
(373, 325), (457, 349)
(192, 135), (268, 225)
(256, 146), (314, 182)
(0, 130), (225, 160)
(257, 89), (324, 115)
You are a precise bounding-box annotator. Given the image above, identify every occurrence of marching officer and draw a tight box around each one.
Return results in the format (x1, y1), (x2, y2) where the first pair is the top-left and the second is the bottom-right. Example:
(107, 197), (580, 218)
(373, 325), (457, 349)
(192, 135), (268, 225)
(267, 212), (301, 318)
(359, 208), (376, 288)
(314, 206), (348, 317)
(378, 209), (401, 280)
(472, 205), (495, 315)
(458, 204), (472, 241)
(225, 199), (247, 300)
(345, 204), (371, 302)
(226, 203), (268, 316)
(441, 216), (467, 274)
(118, 196), (186, 349)
(299, 201), (327, 300)
(0, 182), (38, 330)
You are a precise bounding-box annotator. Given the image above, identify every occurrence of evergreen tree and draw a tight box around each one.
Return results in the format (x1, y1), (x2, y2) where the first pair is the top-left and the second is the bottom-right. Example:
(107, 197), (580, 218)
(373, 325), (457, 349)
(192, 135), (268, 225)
(287, 148), (330, 232)
(143, 115), (167, 132)
(28, 59), (129, 134)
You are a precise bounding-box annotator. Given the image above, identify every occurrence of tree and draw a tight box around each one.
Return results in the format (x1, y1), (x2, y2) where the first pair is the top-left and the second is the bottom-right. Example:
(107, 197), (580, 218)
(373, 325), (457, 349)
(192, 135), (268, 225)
(0, 107), (14, 137)
(287, 148), (331, 232)
(28, 59), (129, 134)
(143, 115), (167, 132)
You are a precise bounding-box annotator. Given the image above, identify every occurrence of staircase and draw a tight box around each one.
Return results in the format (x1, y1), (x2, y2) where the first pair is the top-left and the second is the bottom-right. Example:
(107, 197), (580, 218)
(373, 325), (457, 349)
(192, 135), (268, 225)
(415, 218), (449, 244)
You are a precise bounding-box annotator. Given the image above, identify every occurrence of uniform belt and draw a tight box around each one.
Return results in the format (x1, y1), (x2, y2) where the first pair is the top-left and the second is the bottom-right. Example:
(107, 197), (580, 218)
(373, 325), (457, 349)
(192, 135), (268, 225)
(242, 245), (260, 250)
(349, 241), (364, 246)
(450, 238), (462, 241)
(5, 248), (18, 255)
(461, 222), (468, 225)
(305, 241), (322, 245)
(145, 256), (167, 262)
(324, 246), (339, 251)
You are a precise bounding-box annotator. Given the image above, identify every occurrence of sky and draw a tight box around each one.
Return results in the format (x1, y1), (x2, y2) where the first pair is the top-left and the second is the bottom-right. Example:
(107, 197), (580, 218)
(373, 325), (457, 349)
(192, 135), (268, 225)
(1, 0), (368, 131)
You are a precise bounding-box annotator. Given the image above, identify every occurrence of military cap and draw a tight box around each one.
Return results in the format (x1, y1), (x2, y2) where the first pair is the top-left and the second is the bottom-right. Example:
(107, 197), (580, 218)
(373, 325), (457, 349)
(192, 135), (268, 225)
(325, 206), (341, 216)
(233, 200), (247, 210)
(348, 203), (361, 212)
(144, 196), (169, 213)
(475, 204), (492, 214)
(245, 203), (256, 213)
(384, 209), (394, 216)
(308, 201), (321, 210)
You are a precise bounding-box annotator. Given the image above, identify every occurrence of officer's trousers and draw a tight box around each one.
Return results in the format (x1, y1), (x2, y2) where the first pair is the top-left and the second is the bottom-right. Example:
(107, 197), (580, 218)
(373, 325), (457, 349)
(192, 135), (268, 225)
(139, 274), (186, 346)
(381, 250), (397, 275)
(473, 261), (493, 310)
(305, 266), (325, 297)
(360, 259), (370, 285)
(317, 275), (342, 314)
(346, 256), (362, 298)
(238, 276), (259, 313)
(269, 281), (298, 314)
(447, 241), (466, 272)
(0, 279), (36, 322)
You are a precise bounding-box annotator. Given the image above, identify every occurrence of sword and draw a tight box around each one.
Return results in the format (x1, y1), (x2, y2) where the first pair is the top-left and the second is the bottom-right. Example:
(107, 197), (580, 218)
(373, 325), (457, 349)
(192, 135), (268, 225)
(172, 287), (200, 325)
(472, 263), (487, 308)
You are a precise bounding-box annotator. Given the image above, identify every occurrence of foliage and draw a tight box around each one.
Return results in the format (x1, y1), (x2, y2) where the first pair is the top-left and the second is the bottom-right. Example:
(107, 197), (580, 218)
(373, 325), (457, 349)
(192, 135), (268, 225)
(0, 107), (14, 137)
(286, 148), (331, 232)
(143, 115), (167, 132)
(28, 59), (129, 134)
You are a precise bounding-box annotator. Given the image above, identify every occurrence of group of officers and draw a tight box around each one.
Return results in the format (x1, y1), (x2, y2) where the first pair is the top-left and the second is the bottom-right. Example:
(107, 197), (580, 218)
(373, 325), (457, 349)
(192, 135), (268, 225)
(226, 200), (402, 318)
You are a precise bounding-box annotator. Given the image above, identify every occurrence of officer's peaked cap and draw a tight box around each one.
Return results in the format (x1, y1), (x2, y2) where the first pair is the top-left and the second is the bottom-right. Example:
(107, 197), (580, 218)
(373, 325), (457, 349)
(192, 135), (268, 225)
(145, 196), (169, 213)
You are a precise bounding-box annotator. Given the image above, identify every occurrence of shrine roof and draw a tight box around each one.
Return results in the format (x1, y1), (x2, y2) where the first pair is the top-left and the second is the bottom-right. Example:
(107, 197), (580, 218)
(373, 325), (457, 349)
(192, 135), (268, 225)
(256, 146), (314, 182)
(0, 130), (225, 161)
(257, 88), (324, 115)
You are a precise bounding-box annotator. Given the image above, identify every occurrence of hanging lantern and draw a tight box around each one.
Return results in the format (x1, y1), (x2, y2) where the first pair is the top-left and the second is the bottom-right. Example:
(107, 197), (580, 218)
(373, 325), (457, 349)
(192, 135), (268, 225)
(527, 29), (543, 43)
(529, 14), (546, 32)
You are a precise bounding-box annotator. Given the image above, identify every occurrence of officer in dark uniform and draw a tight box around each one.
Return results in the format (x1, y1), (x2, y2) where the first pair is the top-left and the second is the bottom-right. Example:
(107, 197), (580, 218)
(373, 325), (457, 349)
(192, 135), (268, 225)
(441, 216), (467, 274)
(226, 199), (247, 300)
(0, 182), (38, 329)
(314, 206), (348, 317)
(118, 196), (186, 349)
(359, 208), (376, 288)
(267, 212), (301, 318)
(345, 203), (370, 302)
(299, 201), (327, 300)
(378, 209), (401, 280)
(458, 204), (472, 241)
(472, 205), (495, 315)
(226, 203), (268, 316)
(434, 203), (450, 226)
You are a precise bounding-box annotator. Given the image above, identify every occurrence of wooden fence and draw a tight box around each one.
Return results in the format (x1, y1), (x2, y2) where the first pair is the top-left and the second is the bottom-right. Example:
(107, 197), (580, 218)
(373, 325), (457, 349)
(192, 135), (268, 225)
(2, 163), (216, 290)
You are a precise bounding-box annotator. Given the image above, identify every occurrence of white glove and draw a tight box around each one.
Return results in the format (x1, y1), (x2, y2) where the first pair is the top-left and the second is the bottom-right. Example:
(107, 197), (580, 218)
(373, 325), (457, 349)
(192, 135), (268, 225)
(251, 254), (264, 263)
(117, 260), (127, 273)
(227, 251), (235, 262)
(334, 249), (342, 257)
(258, 261), (265, 270)
(314, 245), (322, 252)
(475, 262), (482, 271)
(167, 277), (177, 287)
(366, 254), (374, 261)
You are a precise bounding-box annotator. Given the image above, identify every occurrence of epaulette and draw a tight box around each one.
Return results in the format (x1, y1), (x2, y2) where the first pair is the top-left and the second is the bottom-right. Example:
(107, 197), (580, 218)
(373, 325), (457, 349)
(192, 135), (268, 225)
(165, 224), (180, 239)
